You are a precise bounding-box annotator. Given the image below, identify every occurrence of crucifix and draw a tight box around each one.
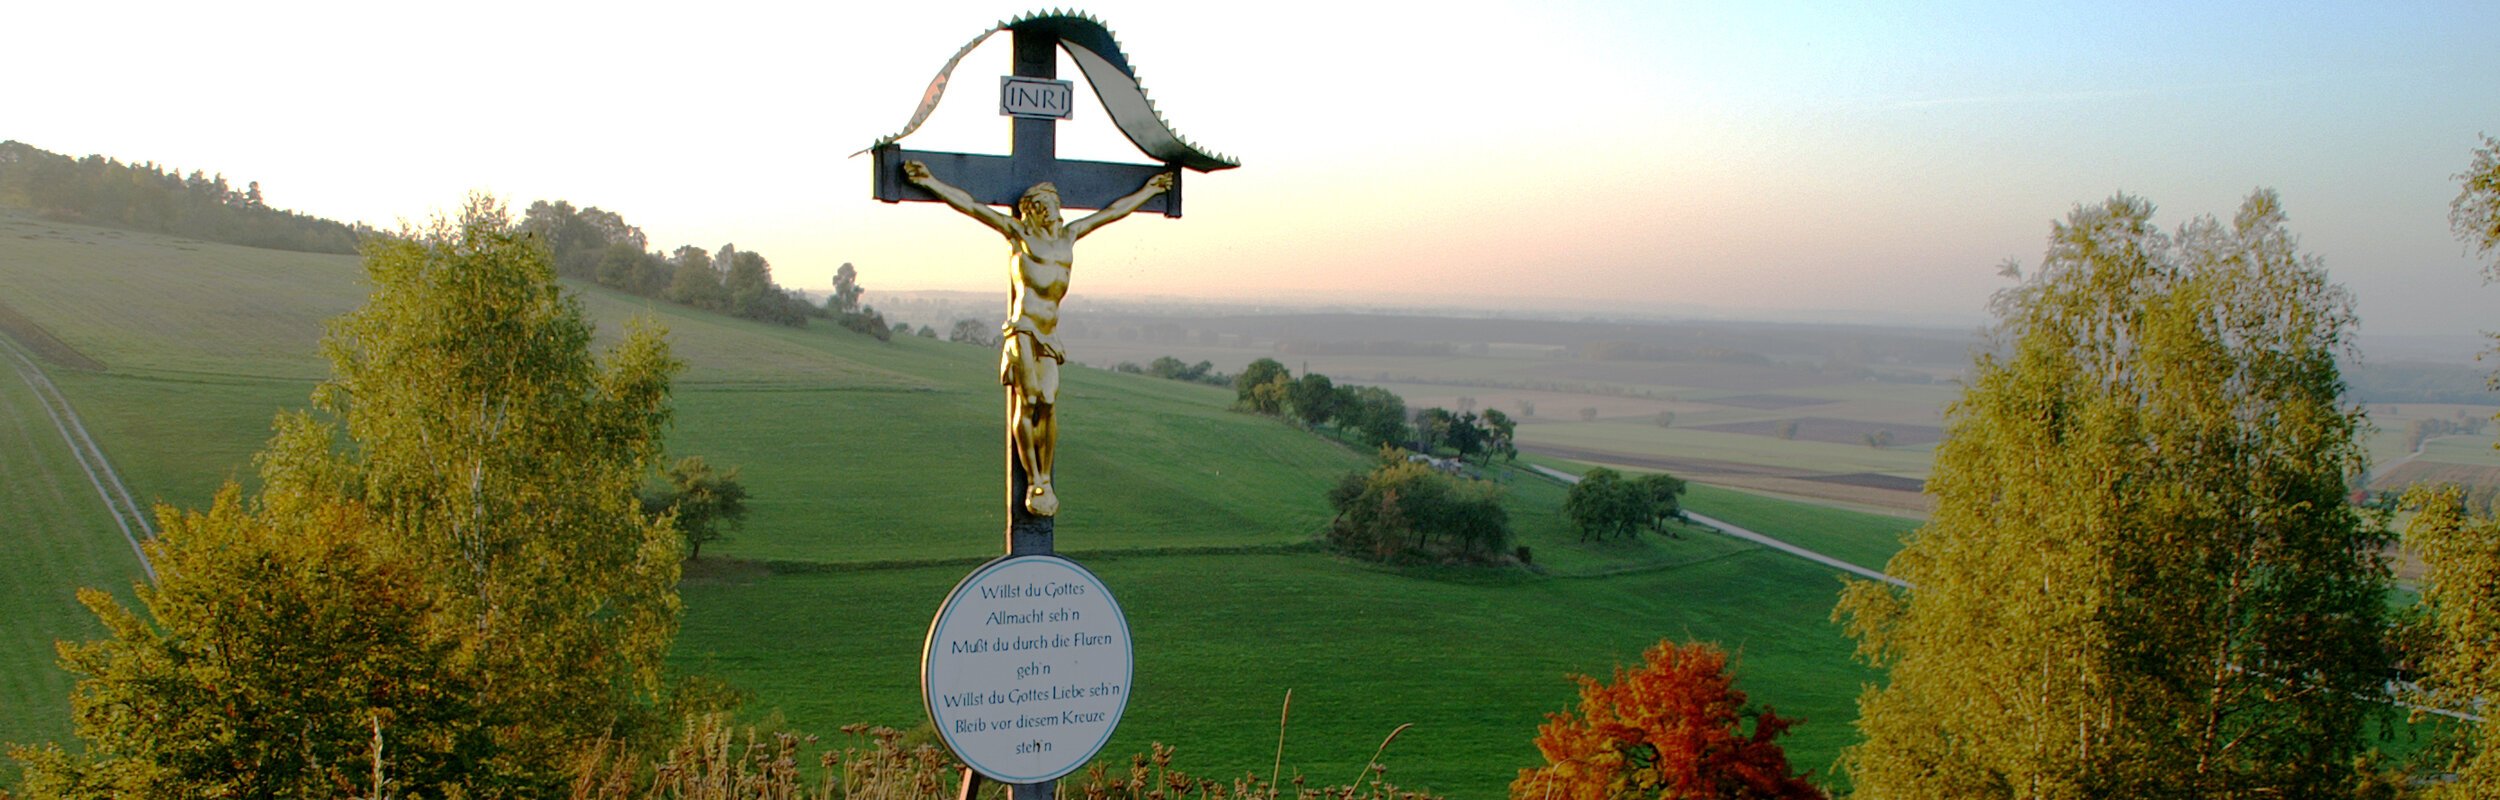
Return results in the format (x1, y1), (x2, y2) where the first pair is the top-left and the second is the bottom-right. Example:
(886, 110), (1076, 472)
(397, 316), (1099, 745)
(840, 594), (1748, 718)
(870, 11), (1235, 535)
(866, 11), (1235, 800)
(901, 161), (1172, 518)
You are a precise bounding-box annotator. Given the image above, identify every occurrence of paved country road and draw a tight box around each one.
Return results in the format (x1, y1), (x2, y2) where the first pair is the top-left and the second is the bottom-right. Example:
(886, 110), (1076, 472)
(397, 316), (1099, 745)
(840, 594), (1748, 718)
(0, 334), (155, 580)
(1527, 464), (1908, 588)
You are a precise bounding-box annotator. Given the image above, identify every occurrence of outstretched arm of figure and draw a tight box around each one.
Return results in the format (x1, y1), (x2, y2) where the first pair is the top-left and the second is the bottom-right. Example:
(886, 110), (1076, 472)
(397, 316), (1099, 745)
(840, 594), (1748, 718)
(1068, 171), (1175, 240)
(903, 160), (1017, 237)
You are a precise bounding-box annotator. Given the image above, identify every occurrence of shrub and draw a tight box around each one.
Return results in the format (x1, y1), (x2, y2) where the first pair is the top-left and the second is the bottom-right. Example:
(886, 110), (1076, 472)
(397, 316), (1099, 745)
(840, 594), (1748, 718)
(1325, 451), (1511, 562)
(1512, 640), (1821, 800)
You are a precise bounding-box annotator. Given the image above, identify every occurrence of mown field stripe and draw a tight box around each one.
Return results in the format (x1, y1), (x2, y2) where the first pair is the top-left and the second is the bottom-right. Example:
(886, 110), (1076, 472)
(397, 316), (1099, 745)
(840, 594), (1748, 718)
(0, 337), (154, 579)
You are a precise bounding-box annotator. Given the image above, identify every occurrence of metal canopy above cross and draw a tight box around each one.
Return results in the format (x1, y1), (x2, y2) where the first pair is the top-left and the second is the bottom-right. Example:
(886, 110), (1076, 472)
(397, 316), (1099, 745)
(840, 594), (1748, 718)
(866, 11), (1240, 215)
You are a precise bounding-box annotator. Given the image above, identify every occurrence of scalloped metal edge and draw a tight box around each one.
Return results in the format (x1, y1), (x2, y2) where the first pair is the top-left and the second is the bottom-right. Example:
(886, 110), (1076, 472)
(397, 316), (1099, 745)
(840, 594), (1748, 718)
(864, 11), (1237, 170)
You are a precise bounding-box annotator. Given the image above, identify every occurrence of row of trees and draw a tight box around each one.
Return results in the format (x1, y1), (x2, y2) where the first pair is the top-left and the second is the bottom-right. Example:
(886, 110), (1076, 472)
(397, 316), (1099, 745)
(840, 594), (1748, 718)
(1111, 355), (1418, 451)
(0, 140), (367, 253)
(518, 200), (892, 337)
(1231, 358), (1415, 451)
(1415, 407), (1517, 464)
(1134, 355), (1227, 385)
(2405, 412), (2490, 453)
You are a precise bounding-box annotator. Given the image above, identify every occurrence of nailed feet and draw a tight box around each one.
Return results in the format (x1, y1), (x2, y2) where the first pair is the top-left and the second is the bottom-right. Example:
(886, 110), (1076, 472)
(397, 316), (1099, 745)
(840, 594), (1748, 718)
(1026, 482), (1060, 517)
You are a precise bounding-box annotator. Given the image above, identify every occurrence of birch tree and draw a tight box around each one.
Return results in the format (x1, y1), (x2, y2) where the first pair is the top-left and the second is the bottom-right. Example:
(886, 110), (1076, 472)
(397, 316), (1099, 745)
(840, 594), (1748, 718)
(2391, 133), (2500, 799)
(23, 196), (686, 795)
(1836, 191), (2392, 798)
(284, 195), (683, 780)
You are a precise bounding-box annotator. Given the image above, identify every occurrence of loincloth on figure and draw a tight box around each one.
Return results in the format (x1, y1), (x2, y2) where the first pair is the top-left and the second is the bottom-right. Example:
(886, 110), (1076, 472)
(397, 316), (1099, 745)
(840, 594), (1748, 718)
(998, 319), (1066, 386)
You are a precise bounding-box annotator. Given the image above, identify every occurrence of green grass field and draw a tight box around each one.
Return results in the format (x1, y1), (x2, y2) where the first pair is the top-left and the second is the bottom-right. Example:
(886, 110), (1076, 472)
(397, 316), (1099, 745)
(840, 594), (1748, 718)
(0, 366), (139, 752)
(1683, 483), (1919, 574)
(0, 215), (1924, 796)
(676, 550), (1877, 796)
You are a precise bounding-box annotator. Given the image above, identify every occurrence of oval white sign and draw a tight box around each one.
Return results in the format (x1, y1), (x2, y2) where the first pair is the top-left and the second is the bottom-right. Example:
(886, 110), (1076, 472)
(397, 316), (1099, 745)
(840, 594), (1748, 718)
(922, 554), (1132, 783)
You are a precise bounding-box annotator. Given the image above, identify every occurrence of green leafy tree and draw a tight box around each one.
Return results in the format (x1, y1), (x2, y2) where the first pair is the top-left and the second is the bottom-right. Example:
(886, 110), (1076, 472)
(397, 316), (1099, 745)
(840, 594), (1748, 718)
(1237, 357), (1291, 414)
(1447, 411), (1487, 462)
(2400, 487), (2500, 798)
(13, 488), (492, 798)
(664, 245), (727, 310)
(1415, 407), (1457, 453)
(821, 263), (892, 339)
(720, 247), (784, 323)
(17, 196), (683, 796)
(2388, 135), (2500, 799)
(1564, 467), (1646, 542)
(295, 195), (685, 782)
(595, 240), (669, 296)
(642, 456), (752, 561)
(1325, 451), (1510, 560)
(828, 262), (865, 314)
(521, 200), (645, 280)
(1835, 191), (2390, 798)
(951, 318), (997, 346)
(1479, 407), (1517, 463)
(1288, 371), (1337, 426)
(1630, 472), (1686, 532)
(1339, 386), (1411, 449)
(1144, 357), (1218, 384)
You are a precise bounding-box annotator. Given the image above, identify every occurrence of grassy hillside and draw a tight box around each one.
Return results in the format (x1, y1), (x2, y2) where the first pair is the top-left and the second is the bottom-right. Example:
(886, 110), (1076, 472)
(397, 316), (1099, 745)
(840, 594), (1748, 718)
(0, 213), (1909, 797)
(0, 355), (148, 751)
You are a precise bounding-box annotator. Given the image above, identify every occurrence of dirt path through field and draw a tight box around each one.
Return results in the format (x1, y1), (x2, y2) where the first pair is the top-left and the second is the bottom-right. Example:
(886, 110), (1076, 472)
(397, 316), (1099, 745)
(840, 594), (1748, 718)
(0, 334), (155, 580)
(1519, 442), (1932, 514)
(1528, 464), (1909, 587)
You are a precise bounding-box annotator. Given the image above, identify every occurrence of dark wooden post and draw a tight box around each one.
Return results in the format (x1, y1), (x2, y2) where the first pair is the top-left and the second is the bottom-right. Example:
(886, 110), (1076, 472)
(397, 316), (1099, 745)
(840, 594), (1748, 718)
(1002, 32), (1057, 800)
(1011, 26), (1057, 191)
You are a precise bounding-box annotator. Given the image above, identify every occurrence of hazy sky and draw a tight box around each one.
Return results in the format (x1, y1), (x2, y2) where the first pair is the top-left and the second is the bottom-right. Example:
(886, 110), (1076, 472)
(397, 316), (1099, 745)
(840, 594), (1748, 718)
(10, 1), (2498, 335)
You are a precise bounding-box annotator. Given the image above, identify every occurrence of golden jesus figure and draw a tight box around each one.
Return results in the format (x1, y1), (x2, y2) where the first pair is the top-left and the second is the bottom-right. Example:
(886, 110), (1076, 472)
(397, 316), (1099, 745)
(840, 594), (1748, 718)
(903, 160), (1174, 517)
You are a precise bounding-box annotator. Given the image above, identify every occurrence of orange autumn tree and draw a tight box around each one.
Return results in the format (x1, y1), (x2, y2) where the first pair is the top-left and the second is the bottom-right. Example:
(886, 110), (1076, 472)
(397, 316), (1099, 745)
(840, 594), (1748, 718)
(1512, 640), (1822, 800)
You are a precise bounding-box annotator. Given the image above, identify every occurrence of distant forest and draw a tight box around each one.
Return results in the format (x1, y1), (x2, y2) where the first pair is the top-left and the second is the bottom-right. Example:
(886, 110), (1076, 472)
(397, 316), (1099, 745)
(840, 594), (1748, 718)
(2343, 359), (2498, 405)
(0, 140), (367, 253)
(515, 200), (890, 337)
(0, 139), (888, 336)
